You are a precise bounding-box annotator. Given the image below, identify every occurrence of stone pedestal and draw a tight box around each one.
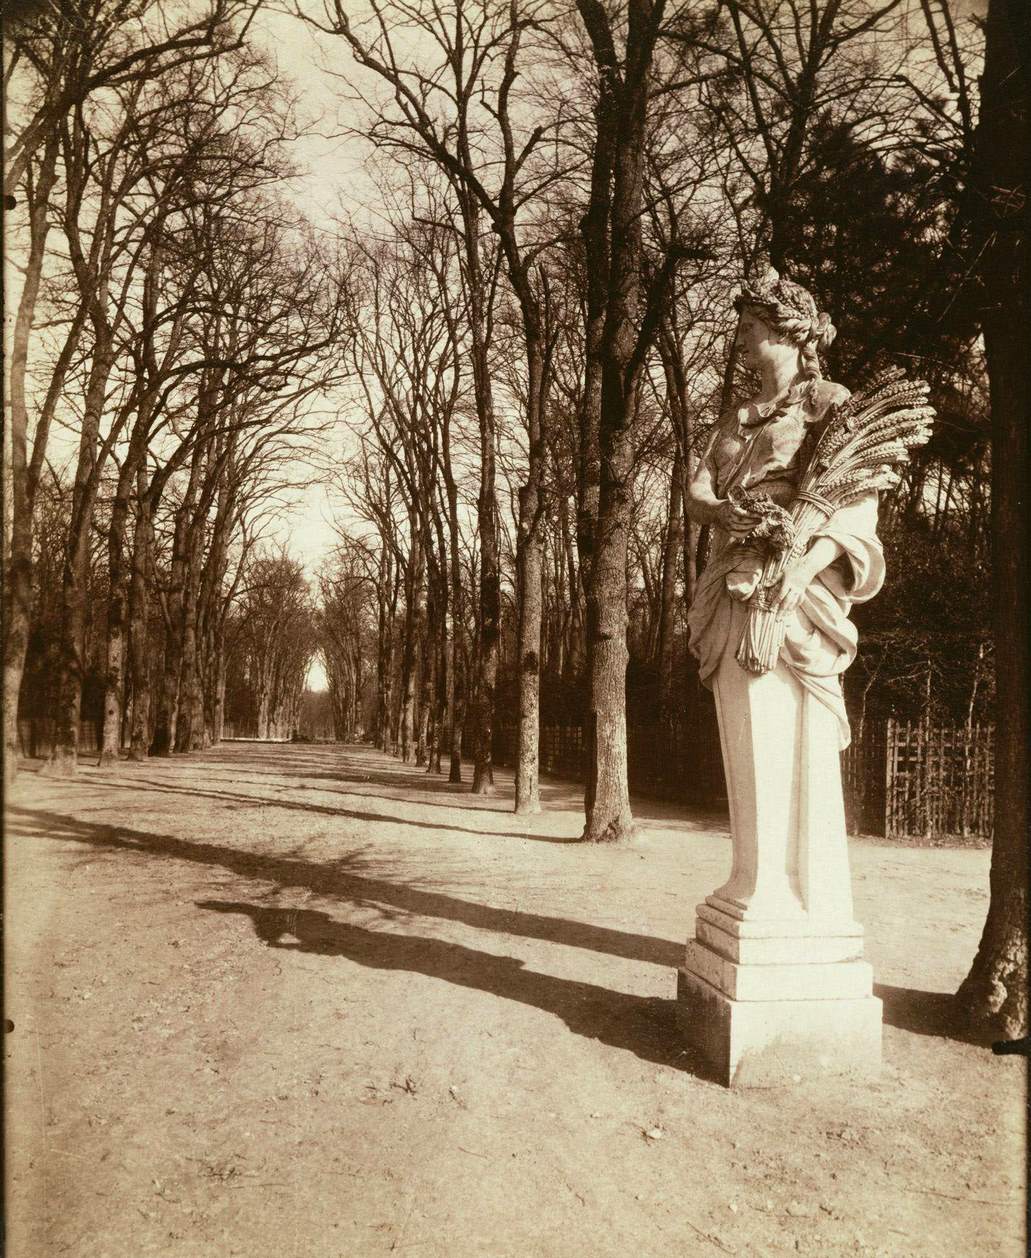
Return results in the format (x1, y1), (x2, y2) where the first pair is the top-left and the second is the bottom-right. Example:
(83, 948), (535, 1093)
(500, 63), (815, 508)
(675, 639), (883, 1086)
(677, 896), (882, 1087)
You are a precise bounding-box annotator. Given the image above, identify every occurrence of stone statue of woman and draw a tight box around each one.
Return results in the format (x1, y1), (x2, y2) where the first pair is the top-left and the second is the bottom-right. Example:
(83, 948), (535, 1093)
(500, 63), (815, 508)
(686, 269), (884, 926)
(677, 269), (898, 1084)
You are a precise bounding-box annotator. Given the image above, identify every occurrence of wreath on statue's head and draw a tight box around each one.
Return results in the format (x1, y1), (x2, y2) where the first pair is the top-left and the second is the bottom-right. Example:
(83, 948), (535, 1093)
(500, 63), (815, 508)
(734, 266), (836, 352)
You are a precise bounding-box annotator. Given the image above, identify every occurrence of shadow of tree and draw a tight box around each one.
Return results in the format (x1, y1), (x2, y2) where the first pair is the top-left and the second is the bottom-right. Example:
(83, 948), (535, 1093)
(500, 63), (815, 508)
(874, 983), (985, 1044)
(107, 742), (730, 835)
(6, 805), (683, 969)
(82, 774), (574, 843)
(197, 899), (713, 1077)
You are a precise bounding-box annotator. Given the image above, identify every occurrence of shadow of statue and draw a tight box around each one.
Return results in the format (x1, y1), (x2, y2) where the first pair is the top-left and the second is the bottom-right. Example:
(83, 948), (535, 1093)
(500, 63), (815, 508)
(197, 898), (716, 1079)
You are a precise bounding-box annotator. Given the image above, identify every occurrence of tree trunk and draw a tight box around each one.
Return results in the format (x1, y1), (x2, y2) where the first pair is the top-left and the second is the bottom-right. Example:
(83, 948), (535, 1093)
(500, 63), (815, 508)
(399, 546), (419, 764)
(4, 132), (60, 783)
(212, 632), (227, 745)
(515, 479), (544, 814)
(576, 0), (666, 841)
(656, 448), (683, 727)
(463, 203), (499, 796)
(127, 475), (154, 761)
(583, 421), (637, 842)
(376, 545), (394, 752)
(955, 0), (1029, 1039)
(150, 444), (204, 755)
(415, 577), (432, 768)
(43, 339), (116, 774)
(442, 418), (465, 783)
(98, 453), (138, 765)
(173, 516), (206, 752)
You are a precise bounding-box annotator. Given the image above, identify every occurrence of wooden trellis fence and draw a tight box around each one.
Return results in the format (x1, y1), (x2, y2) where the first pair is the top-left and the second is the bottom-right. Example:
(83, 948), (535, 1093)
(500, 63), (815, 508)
(883, 718), (994, 841)
(496, 714), (994, 842)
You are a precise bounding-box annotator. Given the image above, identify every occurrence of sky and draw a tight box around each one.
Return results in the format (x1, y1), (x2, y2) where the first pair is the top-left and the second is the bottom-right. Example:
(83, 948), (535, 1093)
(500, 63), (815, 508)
(246, 7), (377, 589)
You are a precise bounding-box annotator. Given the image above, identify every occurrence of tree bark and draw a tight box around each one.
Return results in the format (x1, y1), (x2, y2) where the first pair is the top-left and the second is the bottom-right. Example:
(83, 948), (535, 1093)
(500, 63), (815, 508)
(656, 448), (684, 728)
(127, 471), (155, 761)
(466, 207), (500, 796)
(151, 441), (204, 755)
(42, 338), (116, 774)
(955, 0), (1029, 1039)
(98, 450), (138, 765)
(514, 335), (548, 814)
(3, 131), (60, 782)
(576, 0), (667, 841)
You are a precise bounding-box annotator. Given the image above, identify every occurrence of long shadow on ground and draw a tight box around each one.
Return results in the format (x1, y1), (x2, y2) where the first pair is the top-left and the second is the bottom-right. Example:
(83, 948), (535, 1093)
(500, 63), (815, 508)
(197, 899), (710, 1076)
(81, 774), (570, 843)
(126, 744), (730, 833)
(7, 805), (683, 970)
(7, 804), (706, 1075)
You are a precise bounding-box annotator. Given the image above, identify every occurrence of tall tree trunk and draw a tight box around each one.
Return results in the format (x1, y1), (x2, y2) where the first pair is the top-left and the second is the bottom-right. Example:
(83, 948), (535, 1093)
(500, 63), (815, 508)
(576, 0), (666, 841)
(150, 442), (204, 755)
(173, 512), (207, 752)
(583, 421), (637, 841)
(399, 543), (420, 763)
(433, 608), (447, 775)
(556, 487), (584, 685)
(127, 474), (154, 761)
(376, 545), (394, 752)
(211, 629), (227, 745)
(415, 574), (432, 768)
(43, 338), (116, 774)
(442, 419), (465, 783)
(514, 344), (547, 814)
(98, 450), (139, 765)
(955, 0), (1028, 1038)
(463, 203), (499, 796)
(4, 132), (60, 782)
(656, 448), (683, 728)
(515, 479), (544, 815)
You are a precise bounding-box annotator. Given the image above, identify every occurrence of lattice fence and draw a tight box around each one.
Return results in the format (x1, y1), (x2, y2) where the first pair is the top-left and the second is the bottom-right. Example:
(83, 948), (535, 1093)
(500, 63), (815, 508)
(883, 719), (994, 841)
(496, 714), (994, 842)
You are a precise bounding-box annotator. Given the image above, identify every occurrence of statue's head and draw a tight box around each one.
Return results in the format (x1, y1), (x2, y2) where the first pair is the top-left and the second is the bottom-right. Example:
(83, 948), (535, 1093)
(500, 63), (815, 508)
(734, 267), (836, 379)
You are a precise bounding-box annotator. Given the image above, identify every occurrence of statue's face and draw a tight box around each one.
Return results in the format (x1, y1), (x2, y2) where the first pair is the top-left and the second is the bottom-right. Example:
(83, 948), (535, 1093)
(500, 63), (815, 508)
(734, 306), (781, 368)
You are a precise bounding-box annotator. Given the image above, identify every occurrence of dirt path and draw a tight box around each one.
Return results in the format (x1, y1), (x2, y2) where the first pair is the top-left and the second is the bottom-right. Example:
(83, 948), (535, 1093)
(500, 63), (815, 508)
(4, 742), (1024, 1257)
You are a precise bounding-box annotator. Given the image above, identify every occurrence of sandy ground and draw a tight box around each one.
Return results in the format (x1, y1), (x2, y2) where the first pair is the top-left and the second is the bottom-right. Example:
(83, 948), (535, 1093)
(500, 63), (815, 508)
(3, 741), (1025, 1258)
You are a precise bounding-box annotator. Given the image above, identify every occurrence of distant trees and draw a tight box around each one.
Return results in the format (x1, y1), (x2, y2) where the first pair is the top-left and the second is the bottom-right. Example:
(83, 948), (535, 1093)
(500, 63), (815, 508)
(224, 555), (317, 741)
(4, 0), (351, 776)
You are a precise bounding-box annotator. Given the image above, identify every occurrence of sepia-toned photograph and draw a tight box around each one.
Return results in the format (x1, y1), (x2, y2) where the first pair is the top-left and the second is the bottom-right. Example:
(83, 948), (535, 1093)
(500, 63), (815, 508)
(3, 0), (1026, 1254)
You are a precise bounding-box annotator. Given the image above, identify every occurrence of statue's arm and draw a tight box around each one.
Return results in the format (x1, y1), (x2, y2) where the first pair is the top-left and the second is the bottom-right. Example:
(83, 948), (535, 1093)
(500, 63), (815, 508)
(686, 424), (762, 540)
(770, 536), (845, 613)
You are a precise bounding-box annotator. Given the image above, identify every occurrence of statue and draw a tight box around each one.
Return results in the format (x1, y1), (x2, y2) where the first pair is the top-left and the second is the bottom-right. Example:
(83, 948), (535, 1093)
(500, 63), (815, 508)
(676, 269), (933, 1085)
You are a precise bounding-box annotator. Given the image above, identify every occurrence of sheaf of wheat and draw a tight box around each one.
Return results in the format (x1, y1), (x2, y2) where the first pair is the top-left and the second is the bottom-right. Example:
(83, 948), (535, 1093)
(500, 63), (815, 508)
(736, 368), (935, 675)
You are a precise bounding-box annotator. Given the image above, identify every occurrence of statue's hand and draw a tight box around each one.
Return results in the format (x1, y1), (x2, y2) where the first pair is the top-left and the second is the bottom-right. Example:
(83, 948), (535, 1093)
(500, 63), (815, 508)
(715, 499), (763, 539)
(771, 563), (809, 613)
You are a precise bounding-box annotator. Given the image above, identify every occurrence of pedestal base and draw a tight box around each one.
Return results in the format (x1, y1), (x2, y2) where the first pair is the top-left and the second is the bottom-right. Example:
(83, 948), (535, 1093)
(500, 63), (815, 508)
(677, 967), (882, 1087)
(677, 900), (882, 1086)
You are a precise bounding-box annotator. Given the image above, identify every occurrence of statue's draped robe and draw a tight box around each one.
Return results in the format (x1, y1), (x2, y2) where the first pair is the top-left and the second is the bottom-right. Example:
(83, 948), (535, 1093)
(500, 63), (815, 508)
(687, 385), (884, 921)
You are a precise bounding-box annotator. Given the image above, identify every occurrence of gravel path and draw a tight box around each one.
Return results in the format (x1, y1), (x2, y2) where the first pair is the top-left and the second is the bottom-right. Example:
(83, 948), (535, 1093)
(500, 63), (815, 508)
(4, 742), (1025, 1257)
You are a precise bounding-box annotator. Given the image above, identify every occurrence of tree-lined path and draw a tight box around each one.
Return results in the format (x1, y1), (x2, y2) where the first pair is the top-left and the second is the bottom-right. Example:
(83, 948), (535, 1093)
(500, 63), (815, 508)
(5, 742), (1023, 1257)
